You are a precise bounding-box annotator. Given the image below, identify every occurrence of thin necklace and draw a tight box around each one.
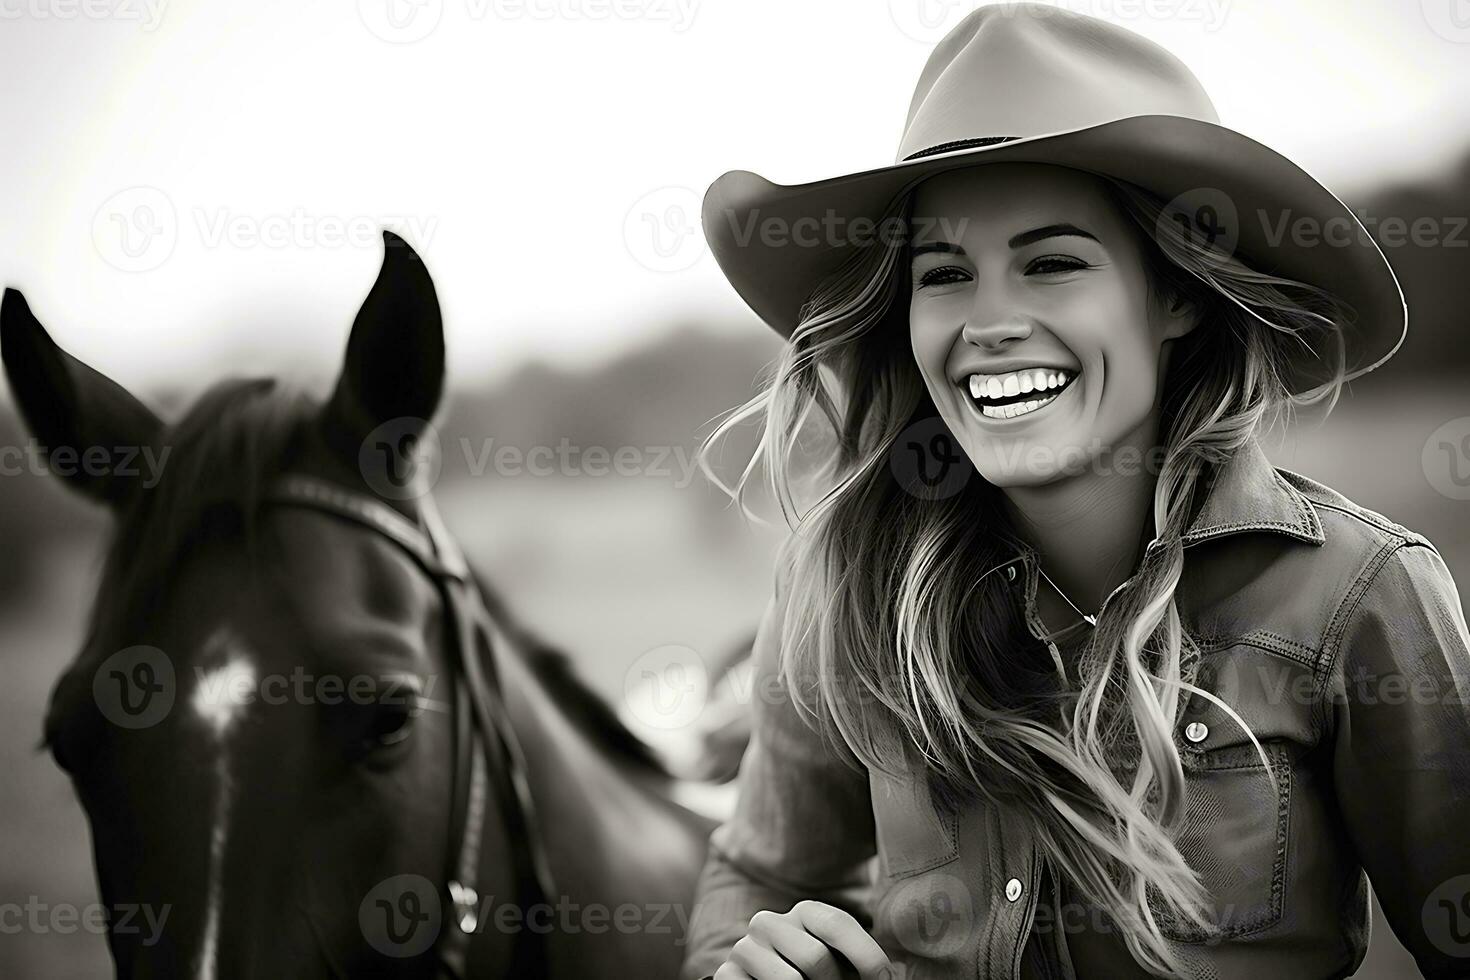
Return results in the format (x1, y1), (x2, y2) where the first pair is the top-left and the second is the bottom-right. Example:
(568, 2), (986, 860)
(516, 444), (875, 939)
(1035, 563), (1098, 629)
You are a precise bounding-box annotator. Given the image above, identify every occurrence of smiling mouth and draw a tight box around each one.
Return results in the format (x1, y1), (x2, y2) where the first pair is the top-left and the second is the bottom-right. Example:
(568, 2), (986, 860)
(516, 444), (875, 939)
(965, 368), (1079, 421)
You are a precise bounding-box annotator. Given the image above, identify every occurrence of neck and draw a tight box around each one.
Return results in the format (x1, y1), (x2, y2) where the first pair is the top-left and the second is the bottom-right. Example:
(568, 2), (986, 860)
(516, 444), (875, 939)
(1000, 417), (1163, 618)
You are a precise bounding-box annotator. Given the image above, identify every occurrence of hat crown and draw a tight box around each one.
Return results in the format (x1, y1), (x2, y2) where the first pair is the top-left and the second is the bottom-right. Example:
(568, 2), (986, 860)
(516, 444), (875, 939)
(898, 3), (1219, 162)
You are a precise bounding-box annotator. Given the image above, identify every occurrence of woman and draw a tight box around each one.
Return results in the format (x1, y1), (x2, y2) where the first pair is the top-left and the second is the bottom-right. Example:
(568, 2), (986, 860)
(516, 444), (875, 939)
(682, 6), (1470, 980)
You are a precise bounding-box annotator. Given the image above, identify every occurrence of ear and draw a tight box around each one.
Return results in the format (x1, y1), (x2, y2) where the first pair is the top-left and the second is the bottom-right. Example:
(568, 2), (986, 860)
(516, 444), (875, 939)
(1, 288), (164, 505)
(320, 231), (445, 466)
(1158, 292), (1203, 343)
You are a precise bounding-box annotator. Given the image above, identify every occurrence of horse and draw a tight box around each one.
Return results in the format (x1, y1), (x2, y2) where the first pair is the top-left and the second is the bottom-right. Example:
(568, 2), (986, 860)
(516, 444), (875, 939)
(1, 232), (738, 979)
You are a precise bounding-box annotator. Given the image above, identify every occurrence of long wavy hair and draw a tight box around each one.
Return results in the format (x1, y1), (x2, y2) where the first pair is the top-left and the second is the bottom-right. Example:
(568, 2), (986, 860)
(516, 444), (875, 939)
(699, 172), (1353, 975)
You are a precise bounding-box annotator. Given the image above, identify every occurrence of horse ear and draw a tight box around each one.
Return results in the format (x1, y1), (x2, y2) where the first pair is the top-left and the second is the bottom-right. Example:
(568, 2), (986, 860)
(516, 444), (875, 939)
(1, 288), (164, 505)
(320, 231), (445, 468)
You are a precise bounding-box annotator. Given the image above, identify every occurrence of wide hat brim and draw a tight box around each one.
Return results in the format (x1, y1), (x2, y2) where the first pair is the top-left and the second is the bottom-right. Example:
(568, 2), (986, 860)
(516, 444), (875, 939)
(702, 114), (1407, 395)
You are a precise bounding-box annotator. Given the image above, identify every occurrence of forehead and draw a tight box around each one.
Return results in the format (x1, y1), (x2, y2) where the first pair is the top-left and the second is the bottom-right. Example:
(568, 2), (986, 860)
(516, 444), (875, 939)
(45, 507), (438, 756)
(909, 163), (1124, 244)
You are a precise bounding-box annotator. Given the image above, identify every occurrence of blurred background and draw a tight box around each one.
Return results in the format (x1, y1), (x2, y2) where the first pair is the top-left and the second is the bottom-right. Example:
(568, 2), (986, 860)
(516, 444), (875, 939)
(2, 0), (1467, 975)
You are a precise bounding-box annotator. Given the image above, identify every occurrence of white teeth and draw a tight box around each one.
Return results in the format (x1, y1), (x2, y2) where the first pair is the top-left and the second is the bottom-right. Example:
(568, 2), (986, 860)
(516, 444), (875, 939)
(965, 368), (1073, 401)
(980, 391), (1061, 419)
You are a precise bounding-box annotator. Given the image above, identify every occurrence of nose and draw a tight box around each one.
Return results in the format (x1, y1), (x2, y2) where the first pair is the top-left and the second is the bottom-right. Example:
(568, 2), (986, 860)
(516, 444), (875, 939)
(961, 311), (1034, 351)
(957, 274), (1036, 350)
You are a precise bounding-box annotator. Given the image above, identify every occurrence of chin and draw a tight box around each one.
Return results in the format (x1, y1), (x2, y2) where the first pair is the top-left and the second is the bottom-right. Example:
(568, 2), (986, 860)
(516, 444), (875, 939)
(974, 457), (1075, 488)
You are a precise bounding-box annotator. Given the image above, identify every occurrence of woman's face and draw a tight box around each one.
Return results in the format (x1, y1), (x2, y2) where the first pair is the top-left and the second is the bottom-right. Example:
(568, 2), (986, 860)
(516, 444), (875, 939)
(908, 164), (1198, 488)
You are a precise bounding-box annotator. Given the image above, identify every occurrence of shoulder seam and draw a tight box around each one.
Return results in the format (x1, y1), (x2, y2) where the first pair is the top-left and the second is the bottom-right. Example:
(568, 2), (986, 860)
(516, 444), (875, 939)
(1313, 538), (1421, 737)
(1278, 469), (1423, 545)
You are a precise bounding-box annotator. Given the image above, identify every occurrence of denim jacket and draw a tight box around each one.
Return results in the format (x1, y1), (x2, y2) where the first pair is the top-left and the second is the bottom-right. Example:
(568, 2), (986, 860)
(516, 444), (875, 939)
(682, 438), (1470, 979)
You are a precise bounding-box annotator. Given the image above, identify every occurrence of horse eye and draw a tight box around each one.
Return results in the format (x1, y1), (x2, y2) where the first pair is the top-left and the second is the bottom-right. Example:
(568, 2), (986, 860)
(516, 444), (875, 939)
(326, 678), (423, 760)
(365, 702), (414, 748)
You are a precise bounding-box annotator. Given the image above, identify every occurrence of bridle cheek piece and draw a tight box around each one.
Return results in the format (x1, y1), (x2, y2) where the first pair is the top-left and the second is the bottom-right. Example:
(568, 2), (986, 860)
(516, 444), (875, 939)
(265, 475), (555, 979)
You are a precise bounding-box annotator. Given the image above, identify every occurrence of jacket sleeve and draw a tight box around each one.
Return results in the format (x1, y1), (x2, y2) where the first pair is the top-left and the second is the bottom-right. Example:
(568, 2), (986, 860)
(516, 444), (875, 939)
(680, 566), (878, 980)
(1327, 537), (1470, 978)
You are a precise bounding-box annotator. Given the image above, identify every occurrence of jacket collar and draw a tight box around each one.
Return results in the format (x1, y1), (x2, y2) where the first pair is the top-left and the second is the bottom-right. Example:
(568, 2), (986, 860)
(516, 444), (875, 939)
(996, 437), (1324, 579)
(1180, 437), (1325, 548)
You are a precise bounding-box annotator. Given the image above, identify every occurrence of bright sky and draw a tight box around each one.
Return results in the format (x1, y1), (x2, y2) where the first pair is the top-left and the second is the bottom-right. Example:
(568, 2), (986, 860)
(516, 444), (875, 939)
(1, 0), (1467, 395)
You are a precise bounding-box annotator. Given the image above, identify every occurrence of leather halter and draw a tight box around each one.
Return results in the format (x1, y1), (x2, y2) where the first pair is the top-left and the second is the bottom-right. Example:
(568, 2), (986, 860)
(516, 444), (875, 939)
(264, 474), (556, 979)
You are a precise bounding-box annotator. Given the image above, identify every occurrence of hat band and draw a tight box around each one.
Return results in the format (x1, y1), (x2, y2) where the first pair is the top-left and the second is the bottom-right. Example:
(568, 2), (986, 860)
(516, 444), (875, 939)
(902, 135), (1021, 161)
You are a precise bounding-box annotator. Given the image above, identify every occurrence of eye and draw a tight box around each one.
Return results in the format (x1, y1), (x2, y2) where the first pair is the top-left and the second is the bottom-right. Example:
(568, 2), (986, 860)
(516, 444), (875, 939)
(326, 675), (424, 760)
(362, 700), (415, 750)
(1025, 254), (1092, 276)
(915, 265), (973, 289)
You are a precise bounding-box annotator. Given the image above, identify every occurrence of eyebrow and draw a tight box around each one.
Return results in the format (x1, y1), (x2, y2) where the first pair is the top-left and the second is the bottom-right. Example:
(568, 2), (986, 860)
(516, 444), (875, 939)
(1008, 223), (1099, 249)
(910, 223), (1100, 258)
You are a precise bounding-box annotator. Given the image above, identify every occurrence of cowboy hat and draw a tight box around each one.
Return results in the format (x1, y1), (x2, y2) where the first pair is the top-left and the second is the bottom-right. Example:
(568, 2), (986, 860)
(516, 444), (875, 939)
(701, 2), (1406, 394)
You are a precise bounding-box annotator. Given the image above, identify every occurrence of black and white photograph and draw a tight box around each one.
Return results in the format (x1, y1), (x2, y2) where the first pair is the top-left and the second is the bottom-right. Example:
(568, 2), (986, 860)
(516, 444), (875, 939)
(2, 1), (1468, 977)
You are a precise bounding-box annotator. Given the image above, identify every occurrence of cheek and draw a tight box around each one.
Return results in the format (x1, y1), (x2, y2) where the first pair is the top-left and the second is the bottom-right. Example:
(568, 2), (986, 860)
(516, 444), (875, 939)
(908, 303), (952, 390)
(1088, 287), (1165, 419)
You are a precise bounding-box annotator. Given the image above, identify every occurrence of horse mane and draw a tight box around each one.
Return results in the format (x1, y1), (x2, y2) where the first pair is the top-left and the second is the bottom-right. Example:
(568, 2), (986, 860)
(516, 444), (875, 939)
(48, 379), (665, 776)
(468, 566), (664, 772)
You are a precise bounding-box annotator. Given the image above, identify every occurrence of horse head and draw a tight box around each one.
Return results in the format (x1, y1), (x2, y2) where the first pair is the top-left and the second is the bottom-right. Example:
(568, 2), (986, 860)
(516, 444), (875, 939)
(3, 233), (677, 978)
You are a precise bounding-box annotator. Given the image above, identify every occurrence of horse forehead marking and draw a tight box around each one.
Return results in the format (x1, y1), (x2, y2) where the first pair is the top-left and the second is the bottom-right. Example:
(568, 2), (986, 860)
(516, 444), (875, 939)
(190, 628), (258, 739)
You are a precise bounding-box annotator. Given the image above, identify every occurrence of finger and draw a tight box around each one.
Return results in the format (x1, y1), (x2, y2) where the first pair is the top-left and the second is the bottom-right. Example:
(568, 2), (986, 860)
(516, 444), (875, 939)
(730, 934), (803, 980)
(792, 902), (891, 979)
(713, 964), (753, 980)
(748, 910), (841, 980)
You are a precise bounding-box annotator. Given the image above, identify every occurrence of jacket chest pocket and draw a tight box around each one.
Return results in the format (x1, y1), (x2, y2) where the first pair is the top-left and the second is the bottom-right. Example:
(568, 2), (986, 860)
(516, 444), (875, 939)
(1150, 738), (1292, 942)
(869, 768), (959, 879)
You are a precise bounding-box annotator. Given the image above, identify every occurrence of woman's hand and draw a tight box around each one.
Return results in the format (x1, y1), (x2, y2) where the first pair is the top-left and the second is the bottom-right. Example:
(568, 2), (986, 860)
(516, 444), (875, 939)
(713, 900), (892, 980)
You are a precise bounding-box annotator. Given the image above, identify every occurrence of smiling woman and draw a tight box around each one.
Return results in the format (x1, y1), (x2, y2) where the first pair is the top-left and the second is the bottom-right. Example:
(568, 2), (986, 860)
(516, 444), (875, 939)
(684, 5), (1470, 980)
(908, 166), (1202, 473)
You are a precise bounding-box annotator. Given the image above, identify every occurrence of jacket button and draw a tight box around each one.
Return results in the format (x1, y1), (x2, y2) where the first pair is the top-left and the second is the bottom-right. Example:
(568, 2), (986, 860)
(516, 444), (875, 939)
(1185, 721), (1209, 743)
(1005, 877), (1023, 902)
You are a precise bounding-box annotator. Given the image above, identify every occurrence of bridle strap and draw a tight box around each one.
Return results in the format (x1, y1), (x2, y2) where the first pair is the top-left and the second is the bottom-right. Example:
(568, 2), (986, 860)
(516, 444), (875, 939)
(263, 475), (555, 978)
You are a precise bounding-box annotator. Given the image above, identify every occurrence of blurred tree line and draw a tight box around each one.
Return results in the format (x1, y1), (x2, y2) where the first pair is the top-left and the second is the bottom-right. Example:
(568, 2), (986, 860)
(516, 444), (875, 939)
(3, 146), (1467, 605)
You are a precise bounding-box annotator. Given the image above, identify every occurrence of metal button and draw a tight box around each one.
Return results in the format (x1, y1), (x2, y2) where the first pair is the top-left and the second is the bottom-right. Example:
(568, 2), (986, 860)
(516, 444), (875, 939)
(1185, 721), (1209, 743)
(1006, 564), (1018, 582)
(1005, 877), (1023, 902)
